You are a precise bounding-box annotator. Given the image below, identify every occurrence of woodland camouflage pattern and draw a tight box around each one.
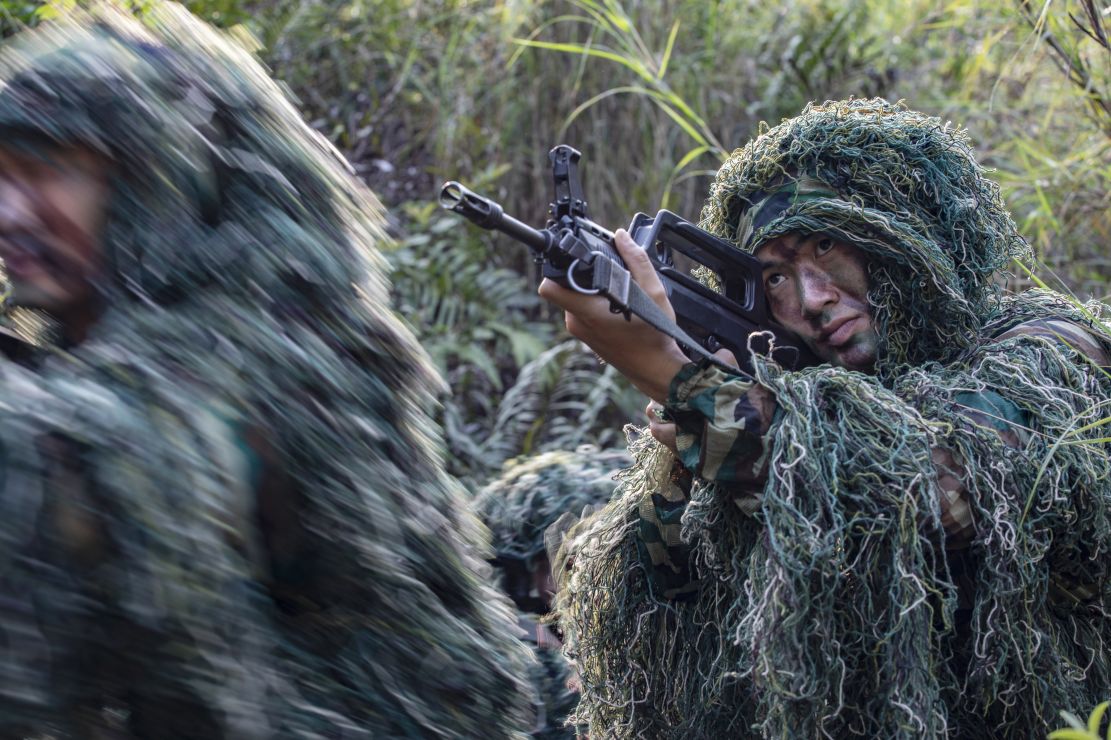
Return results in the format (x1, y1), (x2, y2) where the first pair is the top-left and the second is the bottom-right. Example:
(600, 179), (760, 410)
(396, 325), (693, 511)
(0, 5), (532, 737)
(557, 100), (1111, 739)
(475, 447), (630, 739)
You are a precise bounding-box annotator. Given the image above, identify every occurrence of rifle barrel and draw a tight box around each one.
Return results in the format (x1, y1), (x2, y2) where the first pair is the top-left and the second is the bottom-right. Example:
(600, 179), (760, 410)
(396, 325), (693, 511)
(440, 181), (552, 253)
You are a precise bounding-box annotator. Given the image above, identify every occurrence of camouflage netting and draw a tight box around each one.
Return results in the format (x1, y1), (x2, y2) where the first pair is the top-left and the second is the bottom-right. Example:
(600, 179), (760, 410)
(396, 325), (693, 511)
(0, 5), (533, 737)
(475, 447), (630, 740)
(557, 100), (1111, 738)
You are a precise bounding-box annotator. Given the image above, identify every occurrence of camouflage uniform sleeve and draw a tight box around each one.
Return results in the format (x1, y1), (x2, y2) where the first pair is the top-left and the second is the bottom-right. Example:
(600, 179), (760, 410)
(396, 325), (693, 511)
(633, 462), (700, 600)
(664, 360), (776, 485)
(627, 361), (777, 601)
(996, 317), (1111, 368)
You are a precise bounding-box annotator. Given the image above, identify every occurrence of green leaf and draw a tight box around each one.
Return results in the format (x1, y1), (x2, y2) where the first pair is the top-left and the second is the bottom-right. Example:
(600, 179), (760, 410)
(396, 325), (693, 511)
(1061, 436), (1111, 446)
(557, 84), (654, 138)
(675, 145), (715, 171)
(1048, 731), (1097, 740)
(489, 322), (549, 367)
(505, 14), (597, 69)
(456, 344), (502, 389)
(599, 0), (632, 32)
(661, 145), (714, 209)
(1063, 709), (1092, 731)
(510, 39), (653, 82)
(1088, 701), (1109, 735)
(648, 96), (710, 148)
(656, 87), (709, 131)
(658, 19), (680, 79)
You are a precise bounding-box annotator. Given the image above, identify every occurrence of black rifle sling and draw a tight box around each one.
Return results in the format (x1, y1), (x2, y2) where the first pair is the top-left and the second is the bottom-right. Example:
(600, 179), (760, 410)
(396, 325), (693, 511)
(586, 255), (753, 379)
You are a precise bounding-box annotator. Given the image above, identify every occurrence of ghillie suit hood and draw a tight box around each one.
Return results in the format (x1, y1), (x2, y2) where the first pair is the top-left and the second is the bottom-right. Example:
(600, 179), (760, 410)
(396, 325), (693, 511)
(558, 100), (1111, 738)
(0, 5), (532, 737)
(475, 446), (630, 739)
(701, 99), (1031, 379)
(475, 446), (631, 565)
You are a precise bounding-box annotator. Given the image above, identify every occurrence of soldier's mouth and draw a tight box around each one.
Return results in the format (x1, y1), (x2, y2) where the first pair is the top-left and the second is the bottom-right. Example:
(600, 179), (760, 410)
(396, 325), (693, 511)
(821, 316), (861, 347)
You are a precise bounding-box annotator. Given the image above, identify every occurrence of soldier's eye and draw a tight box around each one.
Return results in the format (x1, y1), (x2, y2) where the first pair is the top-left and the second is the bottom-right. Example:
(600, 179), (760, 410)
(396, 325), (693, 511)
(816, 238), (835, 255)
(766, 273), (786, 288)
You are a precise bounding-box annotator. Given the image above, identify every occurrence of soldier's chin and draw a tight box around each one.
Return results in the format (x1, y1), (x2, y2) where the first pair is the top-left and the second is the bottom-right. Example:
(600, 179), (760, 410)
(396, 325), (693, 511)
(830, 331), (878, 373)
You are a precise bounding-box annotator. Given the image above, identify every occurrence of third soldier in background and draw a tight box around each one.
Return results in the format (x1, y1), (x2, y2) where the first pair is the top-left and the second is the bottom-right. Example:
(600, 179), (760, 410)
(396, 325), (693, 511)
(475, 446), (630, 739)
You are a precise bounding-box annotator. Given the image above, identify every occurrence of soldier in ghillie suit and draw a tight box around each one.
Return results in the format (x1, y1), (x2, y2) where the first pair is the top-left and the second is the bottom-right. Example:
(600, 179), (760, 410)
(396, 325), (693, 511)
(0, 5), (533, 737)
(474, 446), (630, 739)
(541, 99), (1111, 738)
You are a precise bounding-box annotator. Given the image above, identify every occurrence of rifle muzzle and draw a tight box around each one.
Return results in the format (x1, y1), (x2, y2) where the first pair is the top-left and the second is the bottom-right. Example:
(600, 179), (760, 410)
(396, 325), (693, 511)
(439, 181), (553, 254)
(440, 181), (504, 228)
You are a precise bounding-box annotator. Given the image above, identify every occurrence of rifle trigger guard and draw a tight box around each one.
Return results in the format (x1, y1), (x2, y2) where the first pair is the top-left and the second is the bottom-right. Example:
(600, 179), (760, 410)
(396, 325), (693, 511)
(566, 259), (601, 295)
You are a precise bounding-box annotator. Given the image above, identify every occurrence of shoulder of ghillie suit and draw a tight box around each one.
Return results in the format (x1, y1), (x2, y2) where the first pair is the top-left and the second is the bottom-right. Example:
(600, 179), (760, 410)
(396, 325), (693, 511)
(699, 98), (1034, 376)
(475, 446), (632, 562)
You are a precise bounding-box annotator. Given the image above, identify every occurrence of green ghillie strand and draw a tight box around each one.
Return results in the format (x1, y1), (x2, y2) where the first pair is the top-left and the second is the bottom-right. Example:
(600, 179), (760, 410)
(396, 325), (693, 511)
(558, 99), (1111, 738)
(0, 5), (532, 737)
(475, 446), (631, 739)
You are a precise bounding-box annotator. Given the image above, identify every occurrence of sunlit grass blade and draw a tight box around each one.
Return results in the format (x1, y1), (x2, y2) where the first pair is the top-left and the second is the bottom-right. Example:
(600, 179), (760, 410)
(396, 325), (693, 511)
(658, 19), (679, 79)
(554, 84), (720, 155)
(650, 96), (711, 148)
(656, 87), (711, 133)
(600, 0), (632, 33)
(556, 84), (656, 138)
(1023, 412), (1082, 524)
(1048, 731), (1097, 740)
(1059, 437), (1111, 445)
(1014, 259), (1111, 337)
(511, 38), (654, 81)
(1068, 414), (1111, 437)
(505, 14), (600, 68)
(653, 144), (724, 207)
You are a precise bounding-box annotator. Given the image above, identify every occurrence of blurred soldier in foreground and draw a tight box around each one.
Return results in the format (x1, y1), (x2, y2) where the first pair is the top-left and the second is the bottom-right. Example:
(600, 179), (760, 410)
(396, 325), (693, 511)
(474, 446), (630, 739)
(0, 4), (532, 737)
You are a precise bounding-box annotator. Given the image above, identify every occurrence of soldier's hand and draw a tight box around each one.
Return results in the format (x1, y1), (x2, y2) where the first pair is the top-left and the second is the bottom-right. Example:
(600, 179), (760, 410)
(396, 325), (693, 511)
(539, 229), (689, 403)
(645, 401), (677, 453)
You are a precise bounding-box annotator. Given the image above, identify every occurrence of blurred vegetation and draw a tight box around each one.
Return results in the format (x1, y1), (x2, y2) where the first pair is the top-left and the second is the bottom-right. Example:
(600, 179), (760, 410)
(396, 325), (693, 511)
(1, 0), (1108, 485)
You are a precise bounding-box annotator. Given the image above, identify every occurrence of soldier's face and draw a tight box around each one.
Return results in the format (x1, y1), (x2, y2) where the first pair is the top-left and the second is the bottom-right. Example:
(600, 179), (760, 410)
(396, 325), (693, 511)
(0, 143), (109, 317)
(756, 232), (878, 373)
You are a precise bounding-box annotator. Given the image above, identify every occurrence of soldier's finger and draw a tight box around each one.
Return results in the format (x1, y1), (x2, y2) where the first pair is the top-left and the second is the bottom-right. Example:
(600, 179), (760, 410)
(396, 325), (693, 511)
(614, 229), (673, 316)
(713, 347), (740, 369)
(648, 419), (678, 453)
(539, 276), (600, 316)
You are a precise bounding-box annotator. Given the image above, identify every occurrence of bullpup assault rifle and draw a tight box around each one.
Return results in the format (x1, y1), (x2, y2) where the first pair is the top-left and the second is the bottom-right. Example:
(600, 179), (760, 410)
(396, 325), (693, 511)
(439, 145), (817, 376)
